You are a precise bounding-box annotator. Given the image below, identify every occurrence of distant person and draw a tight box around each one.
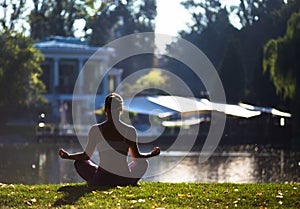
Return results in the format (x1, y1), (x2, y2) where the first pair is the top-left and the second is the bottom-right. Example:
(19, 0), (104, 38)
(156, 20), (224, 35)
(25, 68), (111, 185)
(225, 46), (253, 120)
(59, 93), (160, 186)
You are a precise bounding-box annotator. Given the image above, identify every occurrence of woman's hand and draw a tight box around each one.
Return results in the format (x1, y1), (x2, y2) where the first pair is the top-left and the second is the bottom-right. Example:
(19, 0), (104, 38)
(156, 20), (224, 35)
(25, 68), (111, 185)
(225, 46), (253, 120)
(151, 147), (160, 157)
(59, 149), (70, 159)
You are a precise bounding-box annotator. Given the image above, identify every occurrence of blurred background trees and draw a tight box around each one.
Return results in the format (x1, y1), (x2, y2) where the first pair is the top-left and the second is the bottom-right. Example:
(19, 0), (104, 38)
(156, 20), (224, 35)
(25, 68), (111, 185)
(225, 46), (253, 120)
(0, 0), (299, 133)
(174, 0), (298, 103)
(29, 0), (86, 40)
(263, 9), (300, 129)
(0, 0), (46, 124)
(0, 33), (46, 123)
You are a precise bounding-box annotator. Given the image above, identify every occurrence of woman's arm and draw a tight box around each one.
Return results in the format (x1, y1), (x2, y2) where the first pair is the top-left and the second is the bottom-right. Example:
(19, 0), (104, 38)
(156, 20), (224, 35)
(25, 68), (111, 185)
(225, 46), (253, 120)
(59, 149), (90, 160)
(129, 146), (160, 159)
(128, 127), (160, 159)
(58, 126), (98, 161)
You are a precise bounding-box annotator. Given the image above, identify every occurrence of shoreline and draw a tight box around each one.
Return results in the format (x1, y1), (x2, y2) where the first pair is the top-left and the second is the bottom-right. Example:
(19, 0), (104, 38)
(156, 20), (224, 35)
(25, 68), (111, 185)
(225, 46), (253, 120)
(0, 131), (299, 150)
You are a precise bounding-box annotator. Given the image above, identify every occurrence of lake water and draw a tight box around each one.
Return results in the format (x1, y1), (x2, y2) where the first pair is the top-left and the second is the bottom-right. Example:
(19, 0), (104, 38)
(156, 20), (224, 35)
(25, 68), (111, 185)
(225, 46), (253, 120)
(0, 141), (299, 185)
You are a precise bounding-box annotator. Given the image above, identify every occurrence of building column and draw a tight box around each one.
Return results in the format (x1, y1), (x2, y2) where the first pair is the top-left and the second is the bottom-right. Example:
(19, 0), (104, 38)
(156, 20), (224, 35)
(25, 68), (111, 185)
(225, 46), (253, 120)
(52, 58), (60, 120)
(116, 68), (123, 86)
(77, 58), (85, 94)
(53, 58), (59, 92)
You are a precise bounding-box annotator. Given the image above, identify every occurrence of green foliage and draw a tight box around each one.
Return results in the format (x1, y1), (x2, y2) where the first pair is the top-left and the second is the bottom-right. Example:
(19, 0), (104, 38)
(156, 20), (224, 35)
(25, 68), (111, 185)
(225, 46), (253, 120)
(84, 1), (157, 79)
(232, 0), (285, 27)
(181, 0), (223, 33)
(120, 69), (170, 96)
(0, 31), (46, 122)
(219, 39), (245, 103)
(29, 0), (86, 40)
(0, 0), (27, 32)
(86, 0), (156, 46)
(135, 69), (169, 90)
(178, 0), (300, 108)
(263, 10), (300, 99)
(0, 182), (299, 208)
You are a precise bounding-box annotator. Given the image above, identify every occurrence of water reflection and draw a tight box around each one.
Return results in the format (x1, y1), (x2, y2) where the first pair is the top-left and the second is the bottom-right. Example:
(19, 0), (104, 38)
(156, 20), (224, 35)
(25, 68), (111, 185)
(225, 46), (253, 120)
(0, 143), (299, 185)
(146, 154), (258, 183)
(0, 143), (83, 184)
(146, 147), (300, 183)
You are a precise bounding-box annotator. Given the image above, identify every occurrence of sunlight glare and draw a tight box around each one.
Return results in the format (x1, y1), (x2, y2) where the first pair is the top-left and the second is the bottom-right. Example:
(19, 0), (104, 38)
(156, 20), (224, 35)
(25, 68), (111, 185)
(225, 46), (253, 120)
(73, 19), (86, 38)
(155, 0), (192, 36)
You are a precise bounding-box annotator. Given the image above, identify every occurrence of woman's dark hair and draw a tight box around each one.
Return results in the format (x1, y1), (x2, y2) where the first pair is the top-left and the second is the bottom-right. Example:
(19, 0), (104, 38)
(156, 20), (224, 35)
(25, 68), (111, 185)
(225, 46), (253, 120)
(104, 93), (123, 112)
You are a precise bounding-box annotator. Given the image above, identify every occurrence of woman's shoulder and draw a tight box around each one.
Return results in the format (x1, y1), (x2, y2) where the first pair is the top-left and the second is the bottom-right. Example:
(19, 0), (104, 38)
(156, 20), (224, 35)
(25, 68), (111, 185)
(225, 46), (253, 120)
(88, 123), (103, 135)
(119, 122), (137, 142)
(120, 121), (136, 132)
(89, 120), (136, 136)
(90, 123), (102, 130)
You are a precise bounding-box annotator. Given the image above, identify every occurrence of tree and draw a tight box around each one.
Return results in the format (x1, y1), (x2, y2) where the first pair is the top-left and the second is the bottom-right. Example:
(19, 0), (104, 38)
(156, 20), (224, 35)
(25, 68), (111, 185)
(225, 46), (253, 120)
(231, 0), (285, 27)
(0, 0), (27, 32)
(233, 0), (300, 104)
(29, 0), (86, 40)
(0, 0), (46, 123)
(0, 31), (46, 123)
(263, 10), (300, 130)
(84, 2), (118, 47)
(85, 0), (156, 46)
(119, 69), (170, 96)
(135, 69), (169, 91)
(179, 0), (239, 69)
(181, 0), (223, 35)
(164, 2), (237, 98)
(219, 39), (245, 103)
(263, 11), (300, 98)
(85, 0), (157, 79)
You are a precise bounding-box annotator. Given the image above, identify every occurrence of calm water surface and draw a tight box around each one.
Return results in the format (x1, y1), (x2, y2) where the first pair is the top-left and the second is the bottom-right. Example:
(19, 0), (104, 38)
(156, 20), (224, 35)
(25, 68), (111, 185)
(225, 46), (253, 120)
(0, 141), (299, 185)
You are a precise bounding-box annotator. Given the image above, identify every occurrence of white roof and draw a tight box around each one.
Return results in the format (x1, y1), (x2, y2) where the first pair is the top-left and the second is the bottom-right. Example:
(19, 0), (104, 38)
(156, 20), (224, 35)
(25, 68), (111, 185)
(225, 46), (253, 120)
(35, 40), (97, 50)
(34, 36), (113, 57)
(149, 96), (261, 118)
(239, 103), (292, 117)
(124, 96), (262, 118)
(123, 97), (176, 118)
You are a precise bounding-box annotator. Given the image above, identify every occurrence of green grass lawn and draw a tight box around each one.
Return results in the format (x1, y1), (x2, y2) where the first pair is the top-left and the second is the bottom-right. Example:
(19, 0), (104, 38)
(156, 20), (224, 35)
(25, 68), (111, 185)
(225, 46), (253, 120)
(0, 182), (299, 208)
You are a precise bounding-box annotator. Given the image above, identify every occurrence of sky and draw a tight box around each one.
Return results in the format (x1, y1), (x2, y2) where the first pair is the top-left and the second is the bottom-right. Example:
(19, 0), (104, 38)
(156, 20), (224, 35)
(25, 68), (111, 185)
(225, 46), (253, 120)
(155, 0), (192, 36)
(155, 0), (241, 37)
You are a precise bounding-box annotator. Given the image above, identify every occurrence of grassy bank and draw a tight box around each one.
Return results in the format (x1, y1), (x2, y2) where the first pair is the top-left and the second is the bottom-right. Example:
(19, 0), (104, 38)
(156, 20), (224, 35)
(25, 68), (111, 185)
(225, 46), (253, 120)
(0, 182), (299, 208)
